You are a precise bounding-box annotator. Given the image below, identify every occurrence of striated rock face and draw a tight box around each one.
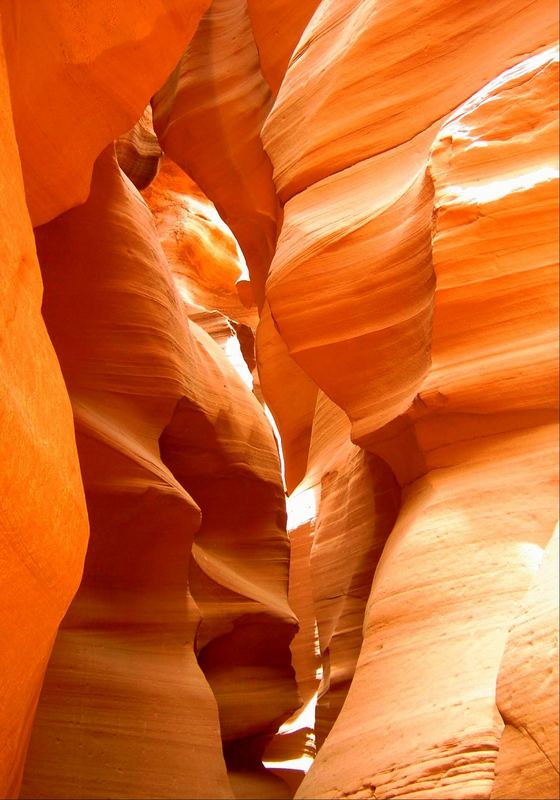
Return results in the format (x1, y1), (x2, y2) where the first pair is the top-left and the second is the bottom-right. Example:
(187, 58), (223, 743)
(1, 0), (210, 227)
(267, 20), (559, 800)
(116, 105), (162, 190)
(492, 527), (559, 800)
(142, 156), (256, 327)
(0, 35), (89, 800)
(0, 1), (558, 799)
(261, 0), (557, 444)
(20, 147), (232, 800)
(21, 148), (298, 799)
(305, 396), (400, 750)
(152, 0), (279, 304)
(246, 0), (320, 95)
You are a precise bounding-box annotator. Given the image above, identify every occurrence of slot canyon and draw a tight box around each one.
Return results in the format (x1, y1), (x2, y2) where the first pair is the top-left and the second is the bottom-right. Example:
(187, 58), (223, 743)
(0, 2), (558, 799)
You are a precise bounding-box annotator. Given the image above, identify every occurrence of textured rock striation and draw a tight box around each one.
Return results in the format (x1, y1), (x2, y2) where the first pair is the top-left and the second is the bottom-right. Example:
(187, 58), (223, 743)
(0, 1), (558, 799)
(152, 0), (280, 305)
(258, 8), (559, 797)
(0, 33), (89, 800)
(1, 0), (210, 226)
(20, 147), (232, 800)
(116, 105), (162, 190)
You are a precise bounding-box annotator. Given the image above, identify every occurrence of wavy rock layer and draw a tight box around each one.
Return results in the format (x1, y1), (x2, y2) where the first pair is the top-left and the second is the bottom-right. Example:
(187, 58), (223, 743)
(306, 395), (400, 750)
(262, 0), (557, 445)
(2, 0), (210, 226)
(0, 2), (557, 799)
(492, 527), (559, 800)
(291, 42), (559, 800)
(116, 105), (162, 190)
(0, 35), (88, 800)
(143, 156), (257, 329)
(21, 148), (297, 799)
(152, 0), (279, 304)
(20, 147), (231, 800)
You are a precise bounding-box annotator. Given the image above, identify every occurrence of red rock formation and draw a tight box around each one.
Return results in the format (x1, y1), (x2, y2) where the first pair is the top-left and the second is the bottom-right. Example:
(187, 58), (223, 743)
(1, 0), (210, 226)
(152, 0), (280, 304)
(261, 0), (557, 444)
(21, 147), (298, 798)
(306, 395), (400, 749)
(0, 2), (557, 799)
(143, 157), (257, 328)
(116, 105), (162, 190)
(267, 16), (557, 798)
(246, 0), (320, 95)
(492, 526), (559, 800)
(256, 303), (318, 492)
(20, 147), (231, 800)
(0, 32), (89, 800)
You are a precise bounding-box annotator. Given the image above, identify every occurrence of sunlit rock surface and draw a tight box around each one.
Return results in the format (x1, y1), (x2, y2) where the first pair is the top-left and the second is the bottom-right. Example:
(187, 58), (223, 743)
(0, 36), (88, 800)
(492, 526), (559, 800)
(289, 37), (559, 800)
(152, 0), (279, 304)
(2, 0), (210, 225)
(262, 0), (557, 444)
(0, 1), (557, 798)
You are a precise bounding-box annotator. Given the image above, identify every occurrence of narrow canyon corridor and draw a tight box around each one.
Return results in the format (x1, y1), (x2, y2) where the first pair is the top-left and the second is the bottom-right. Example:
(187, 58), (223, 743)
(0, 2), (558, 799)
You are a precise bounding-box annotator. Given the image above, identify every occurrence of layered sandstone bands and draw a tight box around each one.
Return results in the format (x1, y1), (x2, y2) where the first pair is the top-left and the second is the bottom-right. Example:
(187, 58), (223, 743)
(17, 147), (298, 799)
(2, 0), (211, 225)
(257, 2), (558, 798)
(152, 0), (280, 305)
(0, 38), (89, 799)
(0, 1), (557, 799)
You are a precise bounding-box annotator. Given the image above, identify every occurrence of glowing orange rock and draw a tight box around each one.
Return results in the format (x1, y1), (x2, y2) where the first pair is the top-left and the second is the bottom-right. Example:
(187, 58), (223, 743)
(116, 105), (162, 190)
(143, 157), (257, 328)
(491, 527), (559, 800)
(246, 0), (320, 94)
(305, 395), (400, 749)
(21, 145), (298, 798)
(0, 35), (88, 800)
(152, 0), (279, 304)
(21, 147), (231, 800)
(262, 0), (557, 445)
(256, 302), (318, 492)
(295, 44), (559, 800)
(2, 0), (210, 226)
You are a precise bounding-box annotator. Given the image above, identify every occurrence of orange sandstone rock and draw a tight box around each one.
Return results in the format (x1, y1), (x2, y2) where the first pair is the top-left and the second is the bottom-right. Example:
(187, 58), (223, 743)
(306, 395), (400, 750)
(492, 527), (559, 800)
(0, 36), (88, 800)
(262, 0), (557, 445)
(2, 0), (210, 225)
(116, 105), (162, 190)
(256, 302), (318, 492)
(296, 45), (559, 800)
(21, 147), (232, 800)
(21, 145), (298, 799)
(152, 0), (280, 304)
(246, 0), (320, 94)
(143, 157), (257, 328)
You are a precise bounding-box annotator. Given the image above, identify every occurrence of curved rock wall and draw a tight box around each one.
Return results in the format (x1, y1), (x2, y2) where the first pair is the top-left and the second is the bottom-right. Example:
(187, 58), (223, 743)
(0, 34), (89, 799)
(0, 2), (557, 798)
(1, 0), (210, 226)
(258, 9), (559, 797)
(152, 0), (279, 304)
(20, 147), (232, 800)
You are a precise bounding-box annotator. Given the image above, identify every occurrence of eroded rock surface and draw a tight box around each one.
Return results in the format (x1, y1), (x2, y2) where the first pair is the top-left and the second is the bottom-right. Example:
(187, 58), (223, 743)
(0, 2), (557, 799)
